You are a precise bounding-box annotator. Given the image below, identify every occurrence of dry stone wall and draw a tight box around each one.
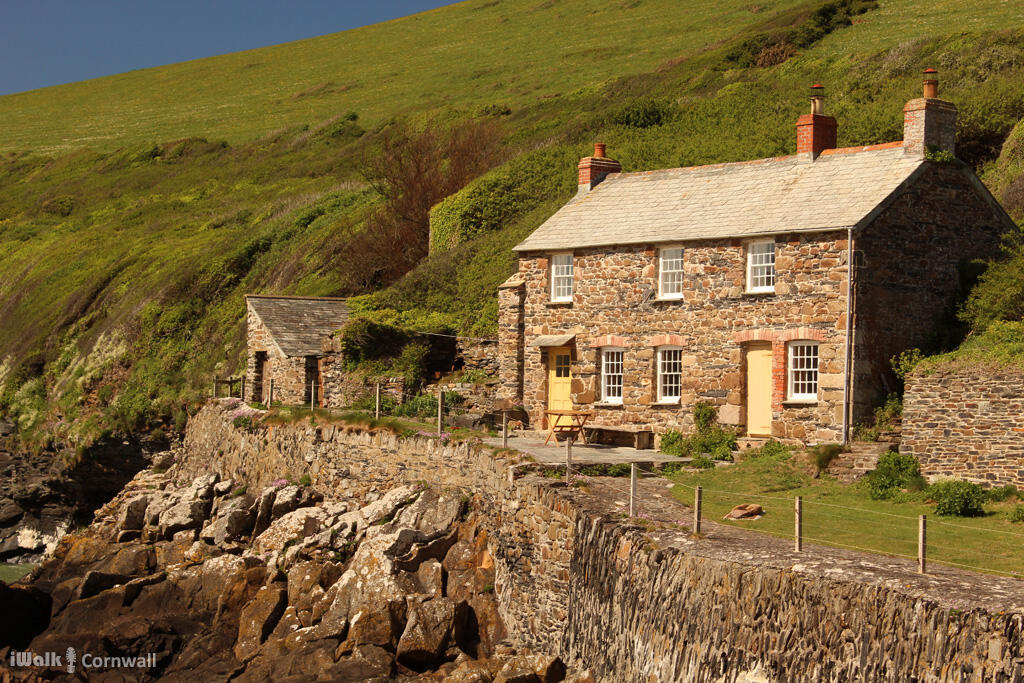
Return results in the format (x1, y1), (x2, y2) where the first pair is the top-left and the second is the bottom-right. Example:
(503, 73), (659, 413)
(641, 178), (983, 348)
(902, 365), (1024, 487)
(183, 400), (1024, 681)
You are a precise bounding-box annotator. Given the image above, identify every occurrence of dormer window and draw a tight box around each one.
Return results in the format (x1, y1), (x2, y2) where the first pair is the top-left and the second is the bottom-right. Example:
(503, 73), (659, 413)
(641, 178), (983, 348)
(658, 247), (684, 299)
(746, 240), (776, 293)
(550, 253), (574, 302)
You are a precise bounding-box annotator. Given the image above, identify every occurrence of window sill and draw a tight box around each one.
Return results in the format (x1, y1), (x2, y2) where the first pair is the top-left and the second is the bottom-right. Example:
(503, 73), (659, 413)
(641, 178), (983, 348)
(653, 296), (685, 303)
(652, 400), (681, 407)
(546, 300), (573, 307)
(783, 399), (818, 406)
(743, 289), (776, 296)
(593, 402), (623, 409)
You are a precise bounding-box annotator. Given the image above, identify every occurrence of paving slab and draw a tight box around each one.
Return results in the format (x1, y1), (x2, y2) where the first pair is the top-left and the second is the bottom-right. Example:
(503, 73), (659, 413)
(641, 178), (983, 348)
(484, 434), (684, 465)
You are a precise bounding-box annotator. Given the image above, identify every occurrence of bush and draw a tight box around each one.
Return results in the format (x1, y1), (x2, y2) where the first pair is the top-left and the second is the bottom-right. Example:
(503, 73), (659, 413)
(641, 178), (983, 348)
(810, 443), (844, 472)
(393, 393), (439, 419)
(986, 484), (1018, 502)
(350, 393), (398, 414)
(747, 440), (791, 460)
(1009, 505), (1024, 523)
(929, 480), (986, 517)
(658, 402), (737, 458)
(864, 450), (925, 500)
(612, 98), (676, 129)
(691, 455), (716, 470)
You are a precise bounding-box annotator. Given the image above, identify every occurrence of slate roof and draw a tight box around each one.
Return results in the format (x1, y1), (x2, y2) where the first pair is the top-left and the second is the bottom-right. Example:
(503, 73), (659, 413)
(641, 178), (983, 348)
(514, 145), (926, 252)
(246, 295), (349, 357)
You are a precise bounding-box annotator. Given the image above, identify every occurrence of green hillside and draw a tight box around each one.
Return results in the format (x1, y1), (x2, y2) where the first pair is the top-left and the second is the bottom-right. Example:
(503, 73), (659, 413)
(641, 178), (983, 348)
(1, 0), (1023, 450)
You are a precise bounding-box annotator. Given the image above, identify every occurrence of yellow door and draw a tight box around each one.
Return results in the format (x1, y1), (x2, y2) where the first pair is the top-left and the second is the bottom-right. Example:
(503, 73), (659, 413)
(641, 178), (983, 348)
(547, 347), (573, 428)
(746, 342), (773, 436)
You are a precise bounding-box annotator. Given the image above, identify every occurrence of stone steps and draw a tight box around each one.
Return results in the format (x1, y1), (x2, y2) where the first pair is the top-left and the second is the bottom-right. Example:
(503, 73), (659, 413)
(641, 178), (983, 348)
(826, 441), (898, 483)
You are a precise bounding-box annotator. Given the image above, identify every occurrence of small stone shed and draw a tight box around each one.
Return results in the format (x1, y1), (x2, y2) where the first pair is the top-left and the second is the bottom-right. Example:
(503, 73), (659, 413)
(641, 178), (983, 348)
(244, 295), (349, 406)
(902, 362), (1024, 488)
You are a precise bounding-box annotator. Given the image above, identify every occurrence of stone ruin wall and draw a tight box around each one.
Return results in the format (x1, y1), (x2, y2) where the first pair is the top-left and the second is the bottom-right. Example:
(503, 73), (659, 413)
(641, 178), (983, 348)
(183, 401), (1024, 681)
(902, 364), (1024, 488)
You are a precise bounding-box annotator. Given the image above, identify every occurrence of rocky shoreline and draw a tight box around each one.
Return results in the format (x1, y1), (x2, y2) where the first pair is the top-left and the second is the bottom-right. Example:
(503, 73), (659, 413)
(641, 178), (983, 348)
(0, 448), (590, 682)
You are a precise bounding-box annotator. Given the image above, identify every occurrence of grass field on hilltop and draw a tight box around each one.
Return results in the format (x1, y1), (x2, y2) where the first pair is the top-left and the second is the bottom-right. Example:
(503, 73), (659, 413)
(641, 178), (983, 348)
(0, 0), (810, 154)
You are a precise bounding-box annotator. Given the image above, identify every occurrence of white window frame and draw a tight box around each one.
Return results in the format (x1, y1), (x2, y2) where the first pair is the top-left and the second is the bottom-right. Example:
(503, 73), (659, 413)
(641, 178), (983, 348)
(787, 342), (819, 401)
(658, 246), (685, 299)
(656, 346), (683, 403)
(600, 347), (624, 405)
(550, 252), (574, 303)
(746, 240), (776, 293)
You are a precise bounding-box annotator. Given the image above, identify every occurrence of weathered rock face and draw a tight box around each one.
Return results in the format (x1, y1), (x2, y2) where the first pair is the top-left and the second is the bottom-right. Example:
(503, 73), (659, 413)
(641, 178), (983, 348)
(0, 457), (579, 682)
(0, 435), (154, 562)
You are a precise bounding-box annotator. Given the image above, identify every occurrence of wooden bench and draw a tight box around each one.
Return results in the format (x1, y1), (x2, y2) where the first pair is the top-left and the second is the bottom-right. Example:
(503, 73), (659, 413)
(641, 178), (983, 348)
(586, 424), (655, 450)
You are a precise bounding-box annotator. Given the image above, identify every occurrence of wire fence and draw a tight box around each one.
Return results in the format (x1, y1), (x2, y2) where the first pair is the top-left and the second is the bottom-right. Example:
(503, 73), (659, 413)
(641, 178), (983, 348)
(584, 462), (1024, 581)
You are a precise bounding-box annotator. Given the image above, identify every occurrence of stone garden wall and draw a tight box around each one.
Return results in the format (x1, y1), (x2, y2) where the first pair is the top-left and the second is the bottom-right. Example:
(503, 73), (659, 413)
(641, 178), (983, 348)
(183, 400), (1024, 681)
(902, 364), (1024, 487)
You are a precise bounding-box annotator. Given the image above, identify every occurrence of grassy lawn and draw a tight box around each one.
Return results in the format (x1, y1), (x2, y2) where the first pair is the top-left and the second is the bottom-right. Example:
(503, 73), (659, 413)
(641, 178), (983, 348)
(665, 455), (1024, 579)
(0, 563), (36, 583)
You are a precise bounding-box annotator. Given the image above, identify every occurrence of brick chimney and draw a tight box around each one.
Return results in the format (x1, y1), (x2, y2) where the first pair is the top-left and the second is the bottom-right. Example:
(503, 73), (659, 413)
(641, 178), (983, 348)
(578, 143), (621, 192)
(903, 68), (957, 158)
(796, 84), (837, 160)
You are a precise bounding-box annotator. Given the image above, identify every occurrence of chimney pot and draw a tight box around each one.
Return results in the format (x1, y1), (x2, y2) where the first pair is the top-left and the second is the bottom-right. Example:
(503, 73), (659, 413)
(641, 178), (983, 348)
(810, 84), (825, 115)
(594, 142), (606, 158)
(923, 68), (938, 99)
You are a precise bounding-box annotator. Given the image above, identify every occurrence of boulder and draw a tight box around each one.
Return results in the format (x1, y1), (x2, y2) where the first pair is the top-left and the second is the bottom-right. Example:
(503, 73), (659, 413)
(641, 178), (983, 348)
(79, 570), (130, 599)
(416, 559), (444, 597)
(396, 595), (459, 668)
(394, 488), (466, 537)
(233, 585), (287, 662)
(724, 503), (764, 520)
(158, 498), (210, 539)
(252, 506), (329, 557)
(528, 654), (567, 683)
(494, 658), (542, 683)
(118, 495), (150, 532)
(201, 495), (255, 545)
(359, 485), (419, 527)
(344, 600), (404, 650)
(0, 499), (24, 527)
(0, 582), (51, 649)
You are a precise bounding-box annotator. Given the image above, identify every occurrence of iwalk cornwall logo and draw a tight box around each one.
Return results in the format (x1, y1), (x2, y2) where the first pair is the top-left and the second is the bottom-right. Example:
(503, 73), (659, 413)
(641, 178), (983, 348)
(8, 647), (156, 673)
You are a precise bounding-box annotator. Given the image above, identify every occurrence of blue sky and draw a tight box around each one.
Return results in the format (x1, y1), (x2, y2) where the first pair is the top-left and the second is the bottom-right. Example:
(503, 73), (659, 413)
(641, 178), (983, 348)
(0, 1), (455, 96)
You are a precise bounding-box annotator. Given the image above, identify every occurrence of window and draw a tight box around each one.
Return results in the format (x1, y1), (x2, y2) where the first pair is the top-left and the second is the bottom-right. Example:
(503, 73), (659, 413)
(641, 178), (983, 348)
(657, 347), (683, 403)
(600, 348), (624, 404)
(550, 253), (574, 302)
(658, 247), (684, 299)
(787, 342), (819, 400)
(746, 240), (776, 293)
(554, 353), (571, 378)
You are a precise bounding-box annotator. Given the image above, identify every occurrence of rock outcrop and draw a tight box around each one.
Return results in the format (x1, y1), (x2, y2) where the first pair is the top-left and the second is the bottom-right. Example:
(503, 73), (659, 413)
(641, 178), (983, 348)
(0, 459), (580, 682)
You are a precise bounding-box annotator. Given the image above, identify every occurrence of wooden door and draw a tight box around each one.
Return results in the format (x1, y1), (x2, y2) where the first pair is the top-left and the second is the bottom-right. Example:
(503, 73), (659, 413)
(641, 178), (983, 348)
(746, 342), (773, 436)
(546, 347), (572, 428)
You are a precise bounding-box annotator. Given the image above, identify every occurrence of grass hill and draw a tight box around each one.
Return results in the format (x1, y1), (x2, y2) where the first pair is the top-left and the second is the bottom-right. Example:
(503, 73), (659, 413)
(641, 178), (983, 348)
(1, 0), (1023, 450)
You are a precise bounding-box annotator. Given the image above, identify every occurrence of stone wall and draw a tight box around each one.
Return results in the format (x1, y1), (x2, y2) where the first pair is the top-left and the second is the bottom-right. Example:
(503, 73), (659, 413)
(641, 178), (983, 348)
(457, 338), (500, 375)
(183, 401), (1024, 681)
(902, 364), (1024, 487)
(507, 234), (849, 442)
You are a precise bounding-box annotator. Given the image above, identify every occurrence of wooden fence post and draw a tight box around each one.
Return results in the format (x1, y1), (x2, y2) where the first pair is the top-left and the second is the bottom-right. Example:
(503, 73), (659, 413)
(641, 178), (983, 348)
(268, 379), (274, 408)
(311, 380), (316, 410)
(795, 496), (803, 552)
(375, 383), (381, 419)
(694, 486), (703, 535)
(502, 411), (508, 448)
(212, 378), (218, 399)
(918, 515), (927, 574)
(240, 377), (246, 401)
(437, 387), (444, 435)
(565, 436), (573, 485)
(629, 463), (638, 517)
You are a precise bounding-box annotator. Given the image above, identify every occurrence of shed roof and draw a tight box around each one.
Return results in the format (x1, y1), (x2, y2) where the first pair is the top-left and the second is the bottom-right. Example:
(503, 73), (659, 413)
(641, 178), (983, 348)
(514, 145), (925, 252)
(245, 295), (349, 357)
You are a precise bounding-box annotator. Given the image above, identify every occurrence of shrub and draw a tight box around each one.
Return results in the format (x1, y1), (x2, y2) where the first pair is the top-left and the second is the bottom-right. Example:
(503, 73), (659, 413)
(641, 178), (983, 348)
(612, 98), (676, 129)
(298, 473), (312, 486)
(658, 402), (737, 458)
(748, 440), (791, 460)
(864, 450), (924, 500)
(929, 480), (986, 517)
(350, 393), (398, 414)
(810, 443), (844, 472)
(986, 484), (1018, 502)
(1009, 505), (1024, 523)
(691, 455), (716, 470)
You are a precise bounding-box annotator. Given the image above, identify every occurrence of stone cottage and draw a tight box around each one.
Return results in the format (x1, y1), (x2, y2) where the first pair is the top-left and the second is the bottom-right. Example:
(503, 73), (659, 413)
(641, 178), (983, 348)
(498, 71), (1015, 445)
(244, 295), (349, 406)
